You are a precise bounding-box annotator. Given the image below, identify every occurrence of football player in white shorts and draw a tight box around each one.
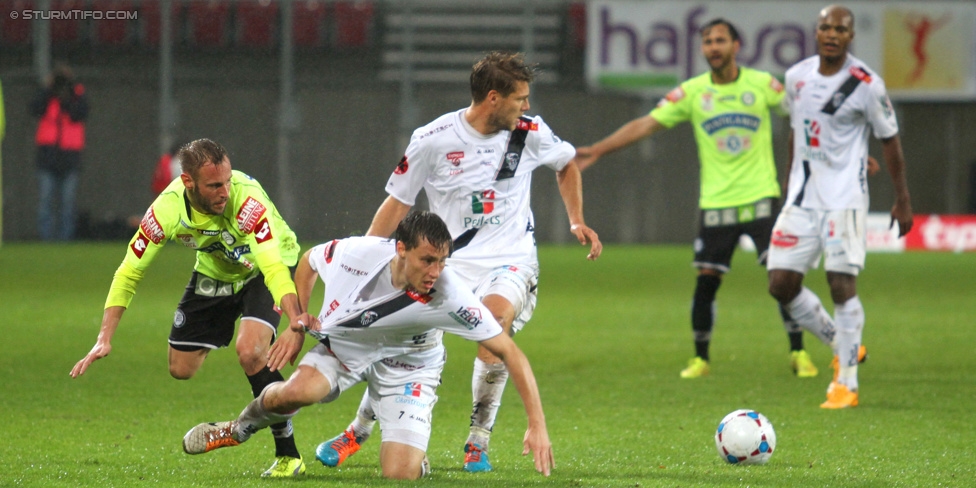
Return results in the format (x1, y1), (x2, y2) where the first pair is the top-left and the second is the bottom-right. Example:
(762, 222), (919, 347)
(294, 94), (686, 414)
(767, 5), (913, 409)
(314, 51), (601, 473)
(182, 212), (555, 479)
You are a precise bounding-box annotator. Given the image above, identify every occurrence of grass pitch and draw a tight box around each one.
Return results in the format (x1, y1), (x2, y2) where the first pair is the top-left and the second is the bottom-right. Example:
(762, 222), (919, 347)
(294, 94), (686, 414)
(2, 243), (974, 487)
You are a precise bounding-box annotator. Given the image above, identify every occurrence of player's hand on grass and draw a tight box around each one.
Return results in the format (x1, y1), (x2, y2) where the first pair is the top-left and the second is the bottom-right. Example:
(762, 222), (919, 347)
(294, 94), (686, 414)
(70, 341), (111, 378)
(572, 146), (600, 171)
(522, 425), (554, 476)
(570, 223), (602, 261)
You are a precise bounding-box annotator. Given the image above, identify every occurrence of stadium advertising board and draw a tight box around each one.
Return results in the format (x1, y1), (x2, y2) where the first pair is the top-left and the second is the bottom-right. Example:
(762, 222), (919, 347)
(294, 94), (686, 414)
(587, 1), (976, 100)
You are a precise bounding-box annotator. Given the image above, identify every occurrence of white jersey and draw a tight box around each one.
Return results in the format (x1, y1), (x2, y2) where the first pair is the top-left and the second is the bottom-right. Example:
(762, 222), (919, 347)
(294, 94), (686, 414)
(305, 236), (503, 374)
(783, 54), (898, 211)
(385, 109), (576, 274)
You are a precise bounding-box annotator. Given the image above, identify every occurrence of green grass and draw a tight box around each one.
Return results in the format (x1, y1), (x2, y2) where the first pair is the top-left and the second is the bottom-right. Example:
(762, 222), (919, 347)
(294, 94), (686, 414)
(2, 243), (974, 487)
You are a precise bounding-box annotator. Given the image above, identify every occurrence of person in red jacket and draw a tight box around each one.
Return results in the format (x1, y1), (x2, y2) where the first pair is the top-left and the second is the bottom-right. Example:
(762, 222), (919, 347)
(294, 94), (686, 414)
(30, 63), (89, 241)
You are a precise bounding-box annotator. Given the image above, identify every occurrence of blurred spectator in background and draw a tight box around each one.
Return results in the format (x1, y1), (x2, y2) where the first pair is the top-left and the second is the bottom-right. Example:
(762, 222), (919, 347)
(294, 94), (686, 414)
(151, 141), (184, 196)
(30, 63), (89, 241)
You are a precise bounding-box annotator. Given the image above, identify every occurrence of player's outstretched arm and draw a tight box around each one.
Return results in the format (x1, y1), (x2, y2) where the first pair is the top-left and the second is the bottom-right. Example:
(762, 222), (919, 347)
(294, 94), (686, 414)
(367, 196), (412, 238)
(70, 306), (125, 378)
(880, 135), (913, 237)
(479, 333), (554, 476)
(268, 251), (320, 371)
(574, 115), (663, 171)
(556, 162), (602, 261)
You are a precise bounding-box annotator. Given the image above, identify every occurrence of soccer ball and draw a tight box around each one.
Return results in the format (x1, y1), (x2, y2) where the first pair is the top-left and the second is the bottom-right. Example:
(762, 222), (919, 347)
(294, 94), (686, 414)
(714, 409), (776, 465)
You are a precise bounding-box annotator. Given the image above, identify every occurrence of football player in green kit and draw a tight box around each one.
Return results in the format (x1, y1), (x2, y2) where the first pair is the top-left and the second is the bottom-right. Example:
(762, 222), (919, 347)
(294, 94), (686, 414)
(574, 19), (817, 379)
(71, 139), (315, 477)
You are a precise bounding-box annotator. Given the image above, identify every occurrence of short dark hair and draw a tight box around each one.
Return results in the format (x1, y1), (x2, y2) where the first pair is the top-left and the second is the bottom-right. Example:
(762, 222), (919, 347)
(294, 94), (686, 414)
(470, 51), (536, 103)
(700, 18), (740, 43)
(177, 139), (229, 177)
(394, 211), (453, 254)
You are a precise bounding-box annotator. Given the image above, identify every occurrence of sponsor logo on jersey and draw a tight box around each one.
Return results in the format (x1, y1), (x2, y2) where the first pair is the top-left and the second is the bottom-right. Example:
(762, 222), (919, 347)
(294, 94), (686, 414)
(131, 232), (150, 258)
(198, 229), (220, 236)
(254, 218), (273, 244)
(406, 290), (433, 304)
(471, 190), (495, 214)
(418, 123), (452, 140)
(236, 197), (267, 233)
(849, 66), (872, 84)
(771, 230), (799, 247)
(324, 299), (340, 318)
(446, 151), (464, 166)
(464, 215), (503, 228)
(448, 306), (483, 330)
(659, 86), (685, 107)
(515, 119), (538, 131)
(702, 113), (761, 135)
(716, 132), (751, 154)
(140, 208), (166, 244)
(177, 234), (198, 248)
(803, 119), (821, 147)
(323, 239), (338, 263)
(404, 382), (423, 397)
(341, 263), (368, 276)
(360, 310), (379, 326)
(394, 155), (409, 175)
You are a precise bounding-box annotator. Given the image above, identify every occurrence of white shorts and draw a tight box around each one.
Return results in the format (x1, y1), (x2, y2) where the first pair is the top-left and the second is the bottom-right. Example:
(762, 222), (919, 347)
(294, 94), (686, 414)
(465, 264), (539, 334)
(299, 343), (444, 451)
(766, 206), (866, 276)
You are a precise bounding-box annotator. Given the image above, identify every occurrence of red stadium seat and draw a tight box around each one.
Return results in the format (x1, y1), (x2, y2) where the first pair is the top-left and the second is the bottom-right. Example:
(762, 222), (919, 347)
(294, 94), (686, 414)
(92, 0), (134, 46)
(334, 1), (373, 48)
(0, 0), (33, 45)
(50, 0), (84, 44)
(235, 0), (278, 48)
(187, 0), (230, 47)
(292, 0), (328, 48)
(140, 0), (183, 47)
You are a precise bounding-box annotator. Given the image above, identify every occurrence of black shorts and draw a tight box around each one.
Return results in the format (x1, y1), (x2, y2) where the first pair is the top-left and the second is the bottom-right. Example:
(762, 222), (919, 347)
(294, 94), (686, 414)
(168, 271), (281, 352)
(693, 198), (779, 273)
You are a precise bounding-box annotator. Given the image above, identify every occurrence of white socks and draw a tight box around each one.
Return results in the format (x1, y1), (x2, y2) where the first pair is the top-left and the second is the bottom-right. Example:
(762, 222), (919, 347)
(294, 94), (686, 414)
(468, 358), (509, 449)
(833, 296), (864, 391)
(784, 287), (837, 346)
(348, 391), (376, 440)
(236, 386), (297, 443)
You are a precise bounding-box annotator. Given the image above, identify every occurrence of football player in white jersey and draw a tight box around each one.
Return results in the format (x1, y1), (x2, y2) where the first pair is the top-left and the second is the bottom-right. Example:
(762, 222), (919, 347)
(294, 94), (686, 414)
(182, 212), (555, 479)
(315, 51), (601, 473)
(767, 5), (913, 409)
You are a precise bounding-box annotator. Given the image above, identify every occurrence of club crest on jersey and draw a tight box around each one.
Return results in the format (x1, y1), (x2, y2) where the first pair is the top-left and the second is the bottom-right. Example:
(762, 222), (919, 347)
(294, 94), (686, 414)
(503, 152), (520, 172)
(236, 197), (267, 234)
(446, 151), (464, 166)
(360, 310), (379, 326)
(140, 208), (165, 244)
(395, 155), (409, 175)
(221, 230), (236, 246)
(741, 91), (755, 106)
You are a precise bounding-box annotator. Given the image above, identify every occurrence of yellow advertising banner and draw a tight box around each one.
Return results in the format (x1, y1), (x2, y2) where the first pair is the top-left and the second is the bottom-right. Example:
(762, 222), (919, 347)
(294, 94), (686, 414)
(883, 7), (975, 98)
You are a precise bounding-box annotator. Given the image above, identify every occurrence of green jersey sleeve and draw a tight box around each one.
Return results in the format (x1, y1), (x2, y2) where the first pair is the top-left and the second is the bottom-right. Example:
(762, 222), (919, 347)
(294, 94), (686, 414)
(649, 83), (694, 128)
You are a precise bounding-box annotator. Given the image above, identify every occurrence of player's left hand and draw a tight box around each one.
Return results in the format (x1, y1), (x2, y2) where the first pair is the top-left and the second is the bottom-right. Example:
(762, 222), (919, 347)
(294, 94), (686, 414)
(522, 425), (555, 476)
(570, 223), (602, 261)
(890, 199), (914, 238)
(867, 156), (881, 176)
(268, 323), (308, 371)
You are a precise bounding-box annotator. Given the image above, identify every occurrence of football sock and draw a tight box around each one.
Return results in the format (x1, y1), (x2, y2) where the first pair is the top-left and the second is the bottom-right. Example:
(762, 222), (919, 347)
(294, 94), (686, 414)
(691, 274), (721, 361)
(468, 357), (509, 449)
(779, 304), (805, 351)
(236, 385), (297, 444)
(834, 296), (864, 391)
(783, 287), (836, 347)
(348, 391), (376, 441)
(247, 367), (300, 458)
